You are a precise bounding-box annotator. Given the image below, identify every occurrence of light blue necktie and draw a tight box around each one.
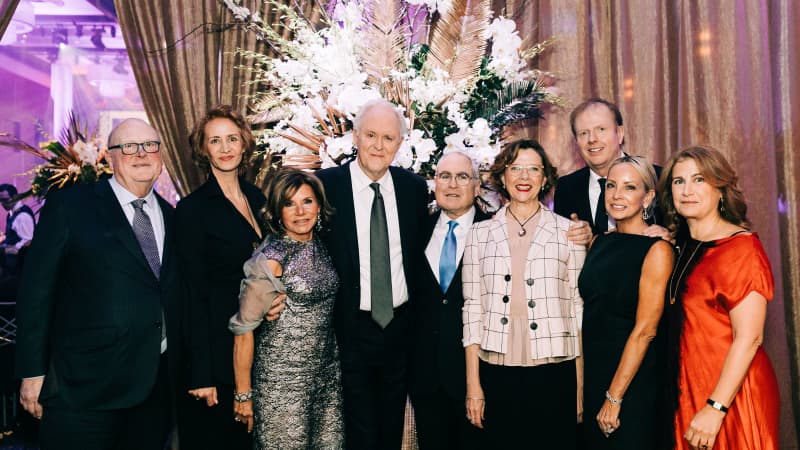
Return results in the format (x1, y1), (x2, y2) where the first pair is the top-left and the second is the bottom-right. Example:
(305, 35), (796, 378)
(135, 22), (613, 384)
(439, 220), (458, 292)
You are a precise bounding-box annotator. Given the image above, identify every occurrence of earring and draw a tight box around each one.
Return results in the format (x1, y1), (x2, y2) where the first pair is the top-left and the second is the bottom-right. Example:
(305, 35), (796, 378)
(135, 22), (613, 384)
(642, 206), (651, 220)
(315, 214), (322, 232)
(719, 197), (725, 213)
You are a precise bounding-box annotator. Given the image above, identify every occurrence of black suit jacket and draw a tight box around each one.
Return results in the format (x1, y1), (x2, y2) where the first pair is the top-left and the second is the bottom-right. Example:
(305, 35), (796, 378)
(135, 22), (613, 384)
(553, 165), (663, 233)
(14, 179), (181, 410)
(409, 206), (490, 400)
(174, 175), (265, 389)
(316, 163), (428, 350)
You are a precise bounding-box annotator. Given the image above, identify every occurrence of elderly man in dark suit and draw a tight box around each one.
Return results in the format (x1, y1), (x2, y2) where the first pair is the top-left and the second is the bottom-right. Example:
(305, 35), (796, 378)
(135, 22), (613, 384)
(15, 118), (181, 450)
(554, 98), (668, 244)
(317, 98), (428, 449)
(409, 151), (489, 450)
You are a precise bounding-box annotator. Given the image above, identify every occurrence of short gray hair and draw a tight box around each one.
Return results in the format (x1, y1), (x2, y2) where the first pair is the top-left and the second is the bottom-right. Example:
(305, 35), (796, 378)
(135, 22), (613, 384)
(438, 151), (480, 179)
(352, 98), (408, 137)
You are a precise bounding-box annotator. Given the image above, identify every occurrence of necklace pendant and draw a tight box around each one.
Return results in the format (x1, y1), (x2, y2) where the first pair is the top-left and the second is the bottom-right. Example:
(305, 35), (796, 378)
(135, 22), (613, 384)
(518, 229), (526, 237)
(669, 297), (676, 305)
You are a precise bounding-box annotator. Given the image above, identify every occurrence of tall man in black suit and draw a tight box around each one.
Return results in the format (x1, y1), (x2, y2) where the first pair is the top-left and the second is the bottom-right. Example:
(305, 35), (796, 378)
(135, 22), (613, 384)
(554, 98), (668, 245)
(317, 98), (428, 449)
(15, 119), (181, 450)
(409, 151), (488, 450)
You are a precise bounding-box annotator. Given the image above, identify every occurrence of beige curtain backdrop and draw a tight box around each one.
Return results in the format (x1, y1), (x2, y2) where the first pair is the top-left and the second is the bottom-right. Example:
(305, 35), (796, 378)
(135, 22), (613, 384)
(504, 0), (798, 447)
(0, 0), (20, 39)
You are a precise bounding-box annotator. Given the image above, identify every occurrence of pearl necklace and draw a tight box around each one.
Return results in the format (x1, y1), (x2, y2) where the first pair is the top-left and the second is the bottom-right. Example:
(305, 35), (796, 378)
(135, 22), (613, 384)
(507, 204), (542, 237)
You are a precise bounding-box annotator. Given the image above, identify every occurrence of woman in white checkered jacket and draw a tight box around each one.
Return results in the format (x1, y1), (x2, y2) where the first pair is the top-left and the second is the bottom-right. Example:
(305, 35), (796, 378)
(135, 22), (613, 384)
(462, 140), (586, 449)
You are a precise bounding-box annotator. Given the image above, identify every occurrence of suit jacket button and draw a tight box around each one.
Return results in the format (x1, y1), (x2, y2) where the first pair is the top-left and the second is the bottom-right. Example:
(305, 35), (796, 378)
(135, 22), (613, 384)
(504, 274), (511, 282)
(528, 300), (536, 308)
(526, 278), (535, 286)
(502, 295), (509, 303)
(442, 298), (449, 305)
(530, 321), (538, 330)
(500, 317), (508, 325)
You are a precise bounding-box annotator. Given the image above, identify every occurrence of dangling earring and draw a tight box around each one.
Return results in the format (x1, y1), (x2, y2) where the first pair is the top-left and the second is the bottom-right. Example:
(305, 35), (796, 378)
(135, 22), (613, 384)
(642, 205), (651, 220)
(719, 197), (725, 213)
(315, 213), (322, 232)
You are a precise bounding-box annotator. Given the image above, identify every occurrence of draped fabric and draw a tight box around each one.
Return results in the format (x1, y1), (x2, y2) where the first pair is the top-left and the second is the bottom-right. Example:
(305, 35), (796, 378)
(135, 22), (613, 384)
(500, 1), (798, 447)
(0, 0), (20, 40)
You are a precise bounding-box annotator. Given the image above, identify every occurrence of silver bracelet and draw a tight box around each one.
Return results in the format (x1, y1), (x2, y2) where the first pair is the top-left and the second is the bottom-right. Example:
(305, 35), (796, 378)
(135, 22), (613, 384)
(605, 390), (623, 405)
(233, 391), (252, 402)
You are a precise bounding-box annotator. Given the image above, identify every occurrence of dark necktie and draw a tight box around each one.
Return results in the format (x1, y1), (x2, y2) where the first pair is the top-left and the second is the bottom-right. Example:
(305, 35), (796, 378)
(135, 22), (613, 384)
(369, 183), (393, 328)
(594, 178), (608, 233)
(439, 220), (458, 292)
(132, 199), (167, 350)
(131, 199), (161, 278)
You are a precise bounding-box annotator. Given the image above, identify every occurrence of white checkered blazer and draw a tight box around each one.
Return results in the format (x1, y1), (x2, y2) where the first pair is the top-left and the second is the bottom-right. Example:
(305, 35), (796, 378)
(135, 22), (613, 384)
(462, 205), (585, 359)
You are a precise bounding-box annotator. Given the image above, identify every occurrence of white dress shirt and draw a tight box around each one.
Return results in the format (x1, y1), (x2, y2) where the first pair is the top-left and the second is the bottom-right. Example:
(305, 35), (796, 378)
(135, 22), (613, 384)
(350, 163), (408, 310)
(588, 168), (615, 230)
(425, 208), (476, 285)
(7, 202), (35, 250)
(108, 176), (165, 260)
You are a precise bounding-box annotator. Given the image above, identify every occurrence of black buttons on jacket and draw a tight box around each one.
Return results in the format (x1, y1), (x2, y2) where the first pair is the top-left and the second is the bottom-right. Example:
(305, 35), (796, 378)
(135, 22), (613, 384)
(504, 274), (511, 281)
(530, 322), (538, 330)
(528, 300), (536, 308)
(442, 298), (449, 305)
(500, 317), (508, 325)
(502, 295), (509, 303)
(526, 278), (535, 286)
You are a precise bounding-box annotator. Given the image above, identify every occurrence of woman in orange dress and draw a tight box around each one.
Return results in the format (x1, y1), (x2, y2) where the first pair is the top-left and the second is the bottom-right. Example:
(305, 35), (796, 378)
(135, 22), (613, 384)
(659, 146), (779, 450)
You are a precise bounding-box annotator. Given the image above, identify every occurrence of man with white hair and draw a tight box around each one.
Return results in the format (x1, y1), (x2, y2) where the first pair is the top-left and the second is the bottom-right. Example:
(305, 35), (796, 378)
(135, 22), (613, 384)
(317, 98), (429, 449)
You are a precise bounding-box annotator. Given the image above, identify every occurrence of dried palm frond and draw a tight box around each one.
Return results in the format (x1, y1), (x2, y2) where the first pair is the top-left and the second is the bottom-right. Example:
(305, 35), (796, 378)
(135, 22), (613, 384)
(276, 103), (350, 153)
(467, 79), (548, 129)
(358, 0), (408, 84)
(0, 133), (47, 159)
(426, 0), (492, 83)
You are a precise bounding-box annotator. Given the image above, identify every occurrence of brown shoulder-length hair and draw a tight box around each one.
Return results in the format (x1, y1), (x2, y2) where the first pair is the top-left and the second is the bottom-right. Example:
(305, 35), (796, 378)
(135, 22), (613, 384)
(189, 105), (256, 175)
(657, 145), (750, 236)
(260, 168), (335, 237)
(488, 139), (558, 201)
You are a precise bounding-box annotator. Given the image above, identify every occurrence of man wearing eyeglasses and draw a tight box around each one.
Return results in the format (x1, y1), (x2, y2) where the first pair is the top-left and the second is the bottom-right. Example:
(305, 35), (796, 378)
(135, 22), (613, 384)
(15, 118), (182, 450)
(409, 151), (489, 450)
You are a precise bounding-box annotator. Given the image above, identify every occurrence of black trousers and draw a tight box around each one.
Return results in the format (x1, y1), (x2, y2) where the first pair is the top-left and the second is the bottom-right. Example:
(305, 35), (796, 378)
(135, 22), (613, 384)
(177, 383), (251, 450)
(340, 306), (411, 450)
(479, 359), (577, 449)
(411, 386), (485, 450)
(40, 353), (172, 450)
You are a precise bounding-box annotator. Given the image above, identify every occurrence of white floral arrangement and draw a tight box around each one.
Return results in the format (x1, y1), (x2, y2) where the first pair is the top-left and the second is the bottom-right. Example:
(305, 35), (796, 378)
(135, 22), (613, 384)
(224, 0), (559, 180)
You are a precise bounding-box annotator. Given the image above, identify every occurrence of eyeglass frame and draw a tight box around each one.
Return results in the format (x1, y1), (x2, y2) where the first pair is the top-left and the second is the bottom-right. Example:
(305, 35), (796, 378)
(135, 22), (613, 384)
(434, 171), (478, 186)
(505, 164), (544, 176)
(108, 141), (162, 155)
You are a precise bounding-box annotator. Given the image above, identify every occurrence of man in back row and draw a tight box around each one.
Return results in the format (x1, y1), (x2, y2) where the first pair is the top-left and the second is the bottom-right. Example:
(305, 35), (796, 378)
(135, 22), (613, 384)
(555, 98), (668, 243)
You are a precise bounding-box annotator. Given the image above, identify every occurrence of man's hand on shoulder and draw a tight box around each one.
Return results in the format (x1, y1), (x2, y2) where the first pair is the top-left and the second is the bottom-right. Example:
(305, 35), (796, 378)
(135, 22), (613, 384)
(20, 376), (44, 419)
(642, 224), (673, 242)
(566, 214), (592, 246)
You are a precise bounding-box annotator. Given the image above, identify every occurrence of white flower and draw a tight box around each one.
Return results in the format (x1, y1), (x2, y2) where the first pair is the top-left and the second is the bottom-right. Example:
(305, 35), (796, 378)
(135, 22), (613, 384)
(222, 0), (251, 21)
(73, 140), (100, 165)
(324, 133), (354, 160)
(444, 131), (467, 153)
(331, 85), (381, 118)
(465, 118), (493, 149)
(393, 140), (414, 169)
(408, 130), (436, 163)
(67, 163), (81, 175)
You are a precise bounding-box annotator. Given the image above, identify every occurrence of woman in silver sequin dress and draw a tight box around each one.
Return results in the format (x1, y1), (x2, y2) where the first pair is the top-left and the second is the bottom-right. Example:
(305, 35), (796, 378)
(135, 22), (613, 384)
(229, 168), (344, 449)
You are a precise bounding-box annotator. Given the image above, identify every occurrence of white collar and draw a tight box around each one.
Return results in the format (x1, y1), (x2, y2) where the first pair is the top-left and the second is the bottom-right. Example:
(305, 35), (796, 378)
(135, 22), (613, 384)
(351, 161), (394, 194)
(109, 176), (156, 205)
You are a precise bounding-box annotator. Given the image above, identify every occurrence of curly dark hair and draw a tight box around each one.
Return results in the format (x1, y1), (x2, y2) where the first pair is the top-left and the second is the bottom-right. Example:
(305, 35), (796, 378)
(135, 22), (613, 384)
(488, 139), (558, 201)
(657, 145), (750, 236)
(189, 105), (256, 175)
(260, 168), (334, 237)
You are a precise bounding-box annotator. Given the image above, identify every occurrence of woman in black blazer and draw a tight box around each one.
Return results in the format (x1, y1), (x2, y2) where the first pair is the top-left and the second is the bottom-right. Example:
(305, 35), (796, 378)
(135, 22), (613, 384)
(175, 105), (265, 450)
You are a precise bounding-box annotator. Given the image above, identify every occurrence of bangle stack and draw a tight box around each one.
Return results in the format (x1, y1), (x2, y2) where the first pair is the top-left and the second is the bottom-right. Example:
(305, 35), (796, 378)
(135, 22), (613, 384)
(233, 391), (252, 403)
(605, 390), (623, 405)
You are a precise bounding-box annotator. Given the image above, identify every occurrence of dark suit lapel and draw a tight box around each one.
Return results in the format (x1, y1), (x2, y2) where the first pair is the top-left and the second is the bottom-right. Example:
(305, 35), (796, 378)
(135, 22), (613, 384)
(391, 168), (418, 270)
(337, 164), (360, 273)
(93, 179), (153, 277)
(156, 193), (174, 280)
(577, 167), (594, 226)
(423, 210), (441, 288)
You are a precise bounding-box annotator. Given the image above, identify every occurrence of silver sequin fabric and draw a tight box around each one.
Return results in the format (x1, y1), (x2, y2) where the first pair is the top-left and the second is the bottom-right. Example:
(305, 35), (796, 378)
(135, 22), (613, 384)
(252, 235), (344, 449)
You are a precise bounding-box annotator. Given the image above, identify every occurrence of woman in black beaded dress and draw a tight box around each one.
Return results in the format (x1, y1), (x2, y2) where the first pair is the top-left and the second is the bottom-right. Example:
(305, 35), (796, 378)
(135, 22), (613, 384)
(229, 168), (344, 449)
(578, 156), (674, 449)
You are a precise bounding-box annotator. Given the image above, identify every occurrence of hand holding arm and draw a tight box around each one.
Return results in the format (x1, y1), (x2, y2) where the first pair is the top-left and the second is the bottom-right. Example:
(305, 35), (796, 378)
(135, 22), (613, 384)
(566, 214), (592, 246)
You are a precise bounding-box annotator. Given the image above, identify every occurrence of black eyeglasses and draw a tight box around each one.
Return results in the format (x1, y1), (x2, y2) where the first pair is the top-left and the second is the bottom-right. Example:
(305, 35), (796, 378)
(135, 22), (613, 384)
(108, 141), (161, 155)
